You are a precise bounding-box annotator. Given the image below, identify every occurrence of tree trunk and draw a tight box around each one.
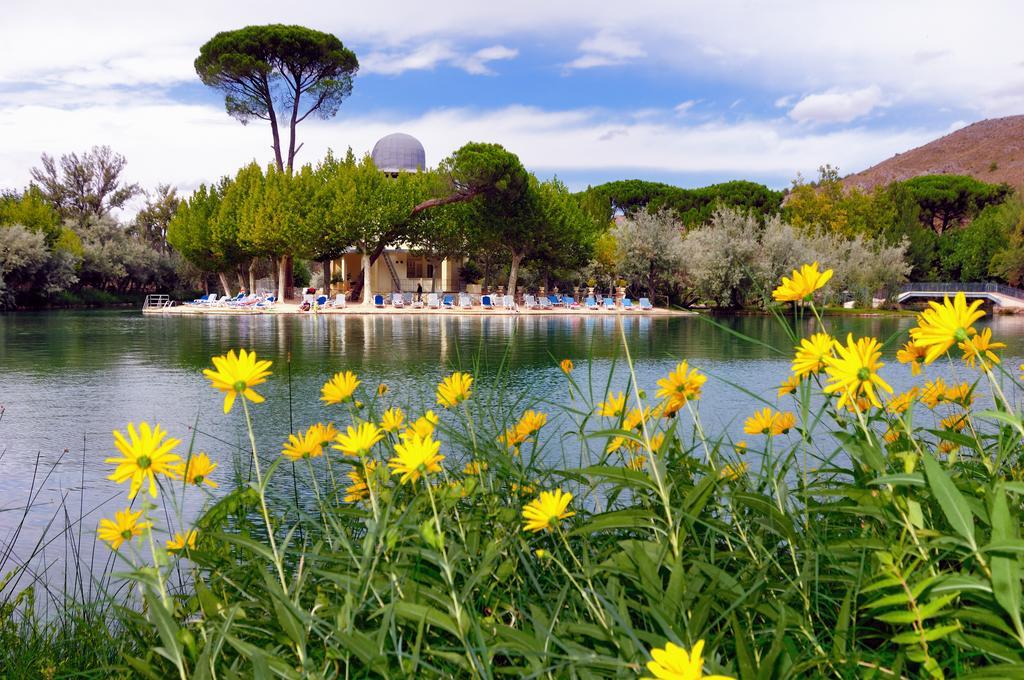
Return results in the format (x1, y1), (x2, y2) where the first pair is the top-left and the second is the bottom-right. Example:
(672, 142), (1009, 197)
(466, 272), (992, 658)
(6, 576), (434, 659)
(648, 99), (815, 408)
(277, 257), (289, 303)
(349, 238), (395, 301)
(236, 268), (247, 292)
(431, 258), (441, 293)
(217, 272), (232, 297)
(263, 76), (285, 172)
(321, 259), (332, 292)
(282, 254), (295, 301)
(507, 252), (524, 299)
(361, 253), (373, 305)
(269, 257), (278, 294)
(248, 260), (257, 294)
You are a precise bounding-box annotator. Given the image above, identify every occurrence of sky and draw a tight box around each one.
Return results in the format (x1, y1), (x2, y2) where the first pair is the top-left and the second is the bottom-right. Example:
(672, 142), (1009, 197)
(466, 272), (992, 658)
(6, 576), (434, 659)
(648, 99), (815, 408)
(2, 0), (1023, 209)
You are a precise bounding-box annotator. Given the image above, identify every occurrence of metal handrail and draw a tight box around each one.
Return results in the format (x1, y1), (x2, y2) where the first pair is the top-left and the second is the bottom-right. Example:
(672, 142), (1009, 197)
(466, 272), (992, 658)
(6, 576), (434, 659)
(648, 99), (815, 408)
(899, 283), (1024, 301)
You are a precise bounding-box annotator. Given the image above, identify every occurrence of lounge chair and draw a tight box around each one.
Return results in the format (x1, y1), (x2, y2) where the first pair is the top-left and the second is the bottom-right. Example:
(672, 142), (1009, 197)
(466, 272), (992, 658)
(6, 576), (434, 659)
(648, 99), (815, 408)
(373, 294), (385, 308)
(330, 294), (346, 309)
(639, 297), (654, 311)
(411, 293), (424, 309)
(585, 296), (598, 310)
(523, 294), (537, 310)
(315, 295), (328, 307)
(547, 295), (560, 308)
(188, 293), (218, 305)
(404, 292), (414, 306)
(392, 292), (405, 308)
(427, 293), (440, 309)
(562, 295), (578, 309)
(255, 295), (276, 308)
(442, 294), (455, 309)
(502, 294), (516, 310)
(539, 296), (553, 309)
(481, 295), (494, 310)
(621, 298), (633, 310)
(459, 293), (472, 309)
(603, 298), (616, 310)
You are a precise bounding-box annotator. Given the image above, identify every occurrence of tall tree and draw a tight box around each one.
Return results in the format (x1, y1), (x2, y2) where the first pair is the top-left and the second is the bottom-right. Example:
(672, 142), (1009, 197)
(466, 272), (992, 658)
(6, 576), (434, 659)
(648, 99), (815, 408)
(167, 183), (234, 295)
(195, 24), (359, 173)
(131, 184), (180, 253)
(29, 145), (141, 227)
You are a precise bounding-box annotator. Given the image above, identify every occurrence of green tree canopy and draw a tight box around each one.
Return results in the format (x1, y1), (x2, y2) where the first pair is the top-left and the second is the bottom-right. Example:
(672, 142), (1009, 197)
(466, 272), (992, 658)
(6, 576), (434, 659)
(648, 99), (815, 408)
(579, 179), (783, 226)
(29, 145), (141, 227)
(195, 24), (359, 172)
(900, 175), (1011, 234)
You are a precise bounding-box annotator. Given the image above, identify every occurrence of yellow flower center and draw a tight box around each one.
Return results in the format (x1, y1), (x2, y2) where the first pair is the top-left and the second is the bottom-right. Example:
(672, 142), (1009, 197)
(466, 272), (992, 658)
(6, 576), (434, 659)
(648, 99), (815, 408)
(954, 328), (969, 343)
(120, 529), (133, 539)
(856, 368), (870, 382)
(234, 380), (248, 392)
(193, 475), (204, 485)
(137, 455), (152, 469)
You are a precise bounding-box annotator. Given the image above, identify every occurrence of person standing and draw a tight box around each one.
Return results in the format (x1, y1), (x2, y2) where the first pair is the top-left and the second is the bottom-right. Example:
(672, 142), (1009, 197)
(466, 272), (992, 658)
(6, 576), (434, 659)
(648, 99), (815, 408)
(416, 282), (423, 303)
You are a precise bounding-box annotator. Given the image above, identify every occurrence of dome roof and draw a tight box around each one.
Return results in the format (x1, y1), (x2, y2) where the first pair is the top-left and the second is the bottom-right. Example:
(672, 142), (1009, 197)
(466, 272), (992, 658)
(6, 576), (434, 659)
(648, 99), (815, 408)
(371, 132), (426, 173)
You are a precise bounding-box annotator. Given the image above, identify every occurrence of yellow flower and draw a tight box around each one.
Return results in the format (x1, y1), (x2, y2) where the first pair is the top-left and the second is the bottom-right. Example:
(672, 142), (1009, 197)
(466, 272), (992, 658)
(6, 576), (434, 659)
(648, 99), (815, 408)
(960, 327), (1005, 369)
(823, 334), (893, 411)
(437, 371), (473, 408)
(770, 411), (796, 436)
(940, 414), (968, 432)
(516, 410), (548, 437)
(909, 292), (985, 364)
(166, 529), (198, 554)
(321, 371), (360, 405)
(921, 378), (948, 409)
(896, 341), (927, 376)
(772, 262), (833, 302)
(791, 333), (835, 377)
(560, 359), (574, 374)
(97, 507), (151, 550)
(177, 452), (218, 489)
(377, 383), (388, 396)
(388, 433), (444, 484)
(521, 489), (575, 533)
(734, 441), (747, 454)
(938, 440), (960, 455)
(310, 422), (340, 447)
(945, 382), (974, 407)
(344, 461), (378, 503)
(203, 349), (272, 414)
(720, 463), (748, 481)
(381, 407), (405, 432)
(647, 432), (666, 452)
(404, 410), (439, 439)
(624, 406), (653, 432)
(333, 421), (384, 457)
(106, 422), (182, 499)
(463, 460), (488, 475)
(644, 639), (734, 680)
(626, 454), (647, 470)
(656, 361), (707, 415)
(777, 375), (801, 397)
(511, 482), (536, 495)
(597, 391), (626, 417)
(282, 427), (323, 461)
(883, 428), (901, 444)
(498, 427), (526, 451)
(744, 408), (776, 436)
(534, 549), (548, 559)
(886, 388), (919, 415)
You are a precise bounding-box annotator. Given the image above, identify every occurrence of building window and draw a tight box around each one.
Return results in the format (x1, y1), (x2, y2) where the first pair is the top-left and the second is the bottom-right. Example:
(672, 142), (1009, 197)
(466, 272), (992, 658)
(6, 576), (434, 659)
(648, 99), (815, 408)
(406, 257), (425, 278)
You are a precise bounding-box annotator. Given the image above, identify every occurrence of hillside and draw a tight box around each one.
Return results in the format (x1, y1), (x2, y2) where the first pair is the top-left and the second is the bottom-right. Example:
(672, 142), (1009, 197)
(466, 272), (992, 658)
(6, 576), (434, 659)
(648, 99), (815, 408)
(843, 115), (1024, 191)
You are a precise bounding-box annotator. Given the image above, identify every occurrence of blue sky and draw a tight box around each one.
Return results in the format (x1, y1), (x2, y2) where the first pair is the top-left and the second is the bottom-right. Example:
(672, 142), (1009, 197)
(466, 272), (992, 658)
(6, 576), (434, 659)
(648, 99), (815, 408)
(2, 0), (1022, 206)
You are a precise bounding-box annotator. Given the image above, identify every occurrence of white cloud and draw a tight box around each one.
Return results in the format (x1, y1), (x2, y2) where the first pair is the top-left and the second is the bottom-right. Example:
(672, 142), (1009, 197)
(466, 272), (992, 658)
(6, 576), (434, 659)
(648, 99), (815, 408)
(565, 29), (645, 69)
(788, 86), (885, 124)
(673, 100), (697, 115)
(458, 45), (518, 75)
(361, 41), (458, 75)
(774, 95), (794, 108)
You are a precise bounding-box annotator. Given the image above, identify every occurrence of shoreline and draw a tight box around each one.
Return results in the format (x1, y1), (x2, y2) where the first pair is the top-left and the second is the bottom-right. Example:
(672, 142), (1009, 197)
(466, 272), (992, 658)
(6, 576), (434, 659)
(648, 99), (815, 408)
(143, 302), (694, 317)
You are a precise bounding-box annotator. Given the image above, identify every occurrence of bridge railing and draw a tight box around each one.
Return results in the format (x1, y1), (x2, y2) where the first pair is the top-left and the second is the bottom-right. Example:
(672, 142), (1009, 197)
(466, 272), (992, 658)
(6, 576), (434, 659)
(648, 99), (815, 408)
(899, 282), (1024, 301)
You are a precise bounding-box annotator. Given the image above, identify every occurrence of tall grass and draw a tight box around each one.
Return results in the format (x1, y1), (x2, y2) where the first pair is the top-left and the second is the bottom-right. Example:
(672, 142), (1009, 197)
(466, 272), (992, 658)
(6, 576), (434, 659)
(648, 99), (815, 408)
(7, 286), (1024, 678)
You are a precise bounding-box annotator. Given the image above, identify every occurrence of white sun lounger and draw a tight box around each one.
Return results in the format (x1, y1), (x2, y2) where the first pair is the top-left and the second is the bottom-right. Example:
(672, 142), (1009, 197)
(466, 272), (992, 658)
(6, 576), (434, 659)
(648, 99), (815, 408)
(427, 293), (440, 309)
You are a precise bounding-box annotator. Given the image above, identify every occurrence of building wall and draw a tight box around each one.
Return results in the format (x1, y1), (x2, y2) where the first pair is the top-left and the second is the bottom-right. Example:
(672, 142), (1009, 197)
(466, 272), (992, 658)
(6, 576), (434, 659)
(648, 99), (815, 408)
(332, 250), (462, 294)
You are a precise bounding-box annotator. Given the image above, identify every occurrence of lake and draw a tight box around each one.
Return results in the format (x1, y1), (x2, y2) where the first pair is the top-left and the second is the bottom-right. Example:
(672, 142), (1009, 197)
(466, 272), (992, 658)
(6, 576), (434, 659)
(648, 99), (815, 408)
(2, 309), (1022, 585)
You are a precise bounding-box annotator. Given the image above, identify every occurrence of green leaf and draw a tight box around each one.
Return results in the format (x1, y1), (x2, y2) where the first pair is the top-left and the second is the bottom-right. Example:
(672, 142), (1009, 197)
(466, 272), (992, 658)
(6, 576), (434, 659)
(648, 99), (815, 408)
(869, 473), (925, 487)
(989, 485), (1024, 639)
(921, 450), (976, 547)
(571, 508), (655, 536)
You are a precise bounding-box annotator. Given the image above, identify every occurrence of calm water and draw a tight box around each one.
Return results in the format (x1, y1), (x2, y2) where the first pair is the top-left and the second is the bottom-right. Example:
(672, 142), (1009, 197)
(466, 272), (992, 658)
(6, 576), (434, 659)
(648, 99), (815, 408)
(2, 310), (1024, 580)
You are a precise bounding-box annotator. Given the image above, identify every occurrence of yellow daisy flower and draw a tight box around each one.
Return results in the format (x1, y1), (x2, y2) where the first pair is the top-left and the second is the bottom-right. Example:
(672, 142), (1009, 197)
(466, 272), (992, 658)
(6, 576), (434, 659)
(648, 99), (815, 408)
(777, 375), (801, 397)
(791, 333), (835, 377)
(656, 361), (707, 415)
(822, 334), (893, 410)
(938, 440), (960, 455)
(404, 410), (439, 439)
(498, 426), (526, 451)
(203, 349), (272, 414)
(310, 422), (340, 447)
(883, 428), (901, 444)
(166, 529), (198, 554)
(743, 408), (776, 436)
(908, 292), (985, 364)
(647, 432), (666, 452)
(959, 327), (1005, 369)
(626, 454), (646, 470)
(463, 460), (488, 475)
(720, 462), (748, 481)
(921, 378), (948, 409)
(106, 422), (181, 499)
(437, 371), (473, 408)
(886, 388), (919, 414)
(895, 341), (927, 376)
(343, 461), (377, 503)
(945, 382), (974, 407)
(734, 440), (747, 454)
(321, 371), (360, 405)
(332, 421), (384, 457)
(644, 639), (733, 680)
(770, 411), (796, 436)
(97, 507), (151, 550)
(510, 482), (535, 495)
(521, 489), (575, 533)
(516, 410), (549, 438)
(940, 414), (968, 432)
(560, 359), (574, 374)
(282, 427), (323, 461)
(596, 391), (626, 417)
(376, 383), (388, 396)
(772, 262), (833, 302)
(177, 452), (218, 489)
(388, 433), (444, 484)
(381, 407), (405, 433)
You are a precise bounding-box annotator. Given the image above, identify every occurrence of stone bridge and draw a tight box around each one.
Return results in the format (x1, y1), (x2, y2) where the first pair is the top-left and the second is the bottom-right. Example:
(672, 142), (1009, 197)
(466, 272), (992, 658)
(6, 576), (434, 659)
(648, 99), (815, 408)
(897, 283), (1024, 309)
